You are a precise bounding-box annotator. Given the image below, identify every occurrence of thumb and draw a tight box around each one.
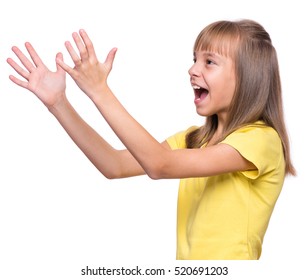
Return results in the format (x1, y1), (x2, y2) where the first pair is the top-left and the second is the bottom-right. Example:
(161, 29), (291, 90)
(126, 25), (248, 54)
(55, 52), (66, 75)
(104, 47), (118, 70)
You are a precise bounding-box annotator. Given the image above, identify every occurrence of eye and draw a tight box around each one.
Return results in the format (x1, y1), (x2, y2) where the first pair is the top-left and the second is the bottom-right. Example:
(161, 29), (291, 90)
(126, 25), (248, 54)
(193, 57), (196, 63)
(206, 59), (215, 65)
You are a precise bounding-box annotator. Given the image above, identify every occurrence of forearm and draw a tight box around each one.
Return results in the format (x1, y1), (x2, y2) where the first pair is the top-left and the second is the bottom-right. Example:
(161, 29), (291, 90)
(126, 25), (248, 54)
(90, 86), (169, 179)
(48, 95), (144, 178)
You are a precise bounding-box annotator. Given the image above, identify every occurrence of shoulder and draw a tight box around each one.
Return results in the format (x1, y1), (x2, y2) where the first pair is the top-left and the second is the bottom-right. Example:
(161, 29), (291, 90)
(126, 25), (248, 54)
(221, 121), (284, 178)
(222, 121), (281, 150)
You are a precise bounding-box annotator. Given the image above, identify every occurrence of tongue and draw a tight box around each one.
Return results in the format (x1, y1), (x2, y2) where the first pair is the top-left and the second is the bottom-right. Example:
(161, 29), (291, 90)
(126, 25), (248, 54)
(200, 91), (208, 100)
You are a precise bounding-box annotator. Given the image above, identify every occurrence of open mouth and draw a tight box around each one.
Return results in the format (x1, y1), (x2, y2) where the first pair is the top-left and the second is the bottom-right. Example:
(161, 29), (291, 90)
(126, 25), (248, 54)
(193, 85), (209, 102)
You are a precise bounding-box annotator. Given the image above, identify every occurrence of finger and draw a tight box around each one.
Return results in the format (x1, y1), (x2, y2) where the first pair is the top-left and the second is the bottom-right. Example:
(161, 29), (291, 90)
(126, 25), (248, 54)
(64, 40), (82, 67)
(104, 48), (118, 69)
(24, 42), (44, 68)
(72, 31), (88, 62)
(11, 45), (36, 73)
(8, 74), (29, 89)
(79, 29), (97, 61)
(7, 57), (30, 80)
(56, 52), (76, 77)
(55, 52), (66, 76)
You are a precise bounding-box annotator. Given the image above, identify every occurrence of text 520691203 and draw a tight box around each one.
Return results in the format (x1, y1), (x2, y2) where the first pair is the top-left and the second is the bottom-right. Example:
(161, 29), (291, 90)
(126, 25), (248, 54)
(175, 266), (228, 276)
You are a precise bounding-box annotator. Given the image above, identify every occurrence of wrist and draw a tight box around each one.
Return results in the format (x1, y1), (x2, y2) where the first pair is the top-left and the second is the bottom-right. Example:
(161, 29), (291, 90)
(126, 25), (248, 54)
(89, 83), (112, 104)
(47, 94), (70, 115)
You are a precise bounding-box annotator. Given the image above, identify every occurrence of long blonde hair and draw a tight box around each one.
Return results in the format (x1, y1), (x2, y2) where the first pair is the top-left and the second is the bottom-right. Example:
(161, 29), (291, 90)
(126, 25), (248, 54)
(186, 19), (296, 176)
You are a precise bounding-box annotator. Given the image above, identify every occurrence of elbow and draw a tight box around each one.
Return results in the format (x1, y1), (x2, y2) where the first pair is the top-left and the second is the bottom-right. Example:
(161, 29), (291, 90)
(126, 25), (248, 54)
(100, 168), (123, 180)
(104, 173), (119, 180)
(145, 150), (174, 180)
(147, 171), (162, 180)
(146, 163), (168, 180)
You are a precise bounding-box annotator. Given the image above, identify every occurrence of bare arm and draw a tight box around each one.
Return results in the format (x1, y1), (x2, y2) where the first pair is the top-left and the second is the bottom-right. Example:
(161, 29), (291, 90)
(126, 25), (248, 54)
(48, 96), (147, 178)
(6, 42), (146, 179)
(57, 30), (255, 179)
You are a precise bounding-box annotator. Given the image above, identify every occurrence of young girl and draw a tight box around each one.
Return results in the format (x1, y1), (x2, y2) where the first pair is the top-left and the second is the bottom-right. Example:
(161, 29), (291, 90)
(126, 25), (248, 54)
(7, 19), (295, 260)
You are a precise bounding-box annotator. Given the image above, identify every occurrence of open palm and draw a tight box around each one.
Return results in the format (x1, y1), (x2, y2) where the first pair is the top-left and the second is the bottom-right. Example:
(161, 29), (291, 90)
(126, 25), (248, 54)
(7, 42), (66, 108)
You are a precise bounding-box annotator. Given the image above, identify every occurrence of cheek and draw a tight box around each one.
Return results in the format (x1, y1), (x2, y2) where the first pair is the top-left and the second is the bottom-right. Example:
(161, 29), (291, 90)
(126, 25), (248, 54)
(218, 77), (236, 105)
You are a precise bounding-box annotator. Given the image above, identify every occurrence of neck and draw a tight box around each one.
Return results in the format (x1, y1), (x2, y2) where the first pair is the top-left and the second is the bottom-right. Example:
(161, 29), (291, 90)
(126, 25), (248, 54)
(207, 114), (227, 146)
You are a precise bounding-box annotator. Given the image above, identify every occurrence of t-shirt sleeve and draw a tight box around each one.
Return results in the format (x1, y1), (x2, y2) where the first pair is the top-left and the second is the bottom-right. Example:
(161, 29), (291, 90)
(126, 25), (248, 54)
(220, 125), (284, 179)
(166, 126), (199, 150)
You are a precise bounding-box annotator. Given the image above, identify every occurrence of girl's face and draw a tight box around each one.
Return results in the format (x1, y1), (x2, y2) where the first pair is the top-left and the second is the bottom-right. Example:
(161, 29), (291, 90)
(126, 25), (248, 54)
(188, 50), (236, 123)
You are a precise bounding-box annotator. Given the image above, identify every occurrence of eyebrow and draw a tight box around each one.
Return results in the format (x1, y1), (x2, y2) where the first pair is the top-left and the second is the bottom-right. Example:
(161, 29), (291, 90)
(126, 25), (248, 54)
(193, 51), (222, 58)
(203, 51), (222, 59)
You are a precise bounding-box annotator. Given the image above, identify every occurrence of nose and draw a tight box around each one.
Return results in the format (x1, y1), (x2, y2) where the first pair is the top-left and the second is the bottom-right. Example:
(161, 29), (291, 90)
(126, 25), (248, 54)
(188, 62), (201, 77)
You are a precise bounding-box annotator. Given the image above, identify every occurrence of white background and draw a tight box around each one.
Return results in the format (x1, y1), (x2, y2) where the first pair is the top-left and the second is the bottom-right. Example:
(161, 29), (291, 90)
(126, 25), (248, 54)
(0, 0), (307, 279)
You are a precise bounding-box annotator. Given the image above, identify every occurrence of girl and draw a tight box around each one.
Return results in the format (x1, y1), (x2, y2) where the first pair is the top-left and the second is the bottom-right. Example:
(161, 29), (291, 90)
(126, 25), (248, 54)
(7, 19), (295, 260)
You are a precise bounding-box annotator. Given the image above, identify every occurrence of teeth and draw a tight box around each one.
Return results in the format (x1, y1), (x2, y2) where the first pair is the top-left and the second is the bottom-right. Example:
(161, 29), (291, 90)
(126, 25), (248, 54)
(192, 85), (201, 89)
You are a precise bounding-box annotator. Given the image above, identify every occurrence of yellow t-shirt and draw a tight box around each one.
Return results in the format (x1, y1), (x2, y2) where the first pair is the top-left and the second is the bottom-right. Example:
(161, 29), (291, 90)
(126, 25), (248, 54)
(166, 122), (285, 260)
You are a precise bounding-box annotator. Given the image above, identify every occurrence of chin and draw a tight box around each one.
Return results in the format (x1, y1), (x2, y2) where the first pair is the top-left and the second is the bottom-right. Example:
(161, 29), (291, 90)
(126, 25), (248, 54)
(196, 108), (210, 117)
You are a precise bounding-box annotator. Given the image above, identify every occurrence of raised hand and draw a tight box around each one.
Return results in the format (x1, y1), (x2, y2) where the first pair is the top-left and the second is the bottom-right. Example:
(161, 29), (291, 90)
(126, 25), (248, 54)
(7, 42), (66, 108)
(56, 29), (117, 101)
